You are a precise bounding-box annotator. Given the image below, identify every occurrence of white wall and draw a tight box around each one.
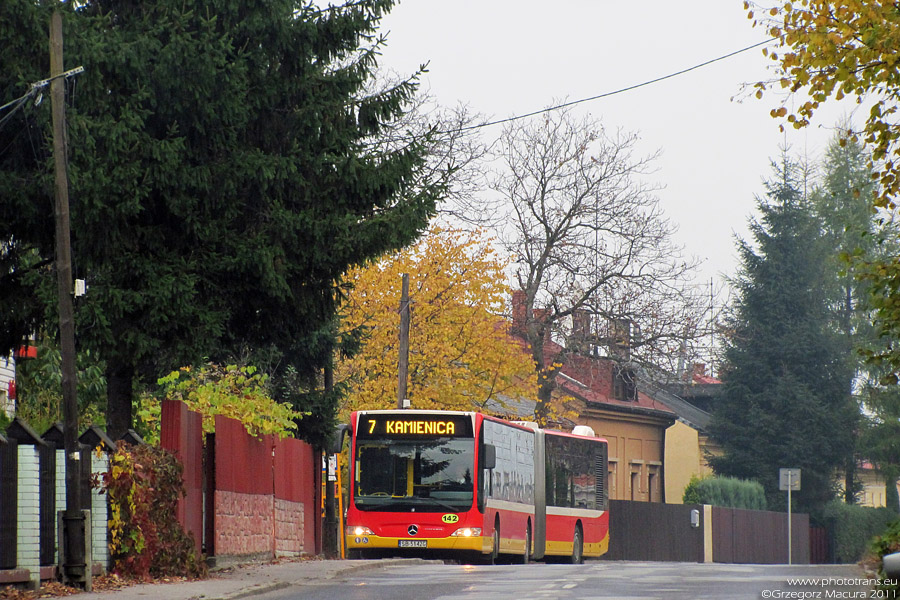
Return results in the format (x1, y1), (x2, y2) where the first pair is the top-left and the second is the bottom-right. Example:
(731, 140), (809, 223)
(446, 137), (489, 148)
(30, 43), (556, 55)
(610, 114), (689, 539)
(0, 355), (14, 418)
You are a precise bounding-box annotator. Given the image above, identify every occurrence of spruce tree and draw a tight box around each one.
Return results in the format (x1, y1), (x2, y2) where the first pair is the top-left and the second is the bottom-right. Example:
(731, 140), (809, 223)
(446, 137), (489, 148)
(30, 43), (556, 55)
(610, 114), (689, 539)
(816, 133), (900, 510)
(0, 1), (443, 443)
(813, 132), (884, 503)
(709, 155), (855, 512)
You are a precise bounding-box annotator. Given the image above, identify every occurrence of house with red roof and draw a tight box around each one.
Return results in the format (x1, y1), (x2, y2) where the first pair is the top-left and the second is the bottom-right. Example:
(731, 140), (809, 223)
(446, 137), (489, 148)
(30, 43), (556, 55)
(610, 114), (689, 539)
(650, 363), (722, 503)
(506, 290), (728, 503)
(509, 291), (685, 502)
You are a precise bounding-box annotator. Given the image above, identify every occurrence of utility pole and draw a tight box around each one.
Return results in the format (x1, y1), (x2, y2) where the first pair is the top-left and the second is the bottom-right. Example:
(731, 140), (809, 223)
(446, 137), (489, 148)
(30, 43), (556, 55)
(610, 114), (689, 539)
(397, 274), (410, 409)
(323, 358), (338, 558)
(50, 8), (88, 589)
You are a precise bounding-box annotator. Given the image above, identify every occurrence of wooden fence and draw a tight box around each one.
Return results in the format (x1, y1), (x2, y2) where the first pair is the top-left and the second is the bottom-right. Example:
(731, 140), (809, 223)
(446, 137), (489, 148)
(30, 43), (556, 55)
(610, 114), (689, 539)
(605, 500), (810, 564)
(711, 505), (809, 564)
(605, 500), (704, 561)
(0, 419), (110, 589)
(0, 402), (321, 589)
(159, 401), (321, 563)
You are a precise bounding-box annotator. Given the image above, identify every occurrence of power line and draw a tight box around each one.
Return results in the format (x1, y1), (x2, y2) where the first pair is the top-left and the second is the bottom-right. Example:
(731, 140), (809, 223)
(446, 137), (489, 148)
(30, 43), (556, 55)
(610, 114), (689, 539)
(0, 66), (84, 114)
(0, 66), (85, 137)
(0, 96), (30, 132)
(449, 37), (779, 134)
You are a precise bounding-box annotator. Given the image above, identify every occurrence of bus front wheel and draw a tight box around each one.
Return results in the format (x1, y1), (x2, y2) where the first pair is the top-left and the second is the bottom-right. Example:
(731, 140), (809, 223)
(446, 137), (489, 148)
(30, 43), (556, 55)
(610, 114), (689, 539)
(570, 525), (584, 565)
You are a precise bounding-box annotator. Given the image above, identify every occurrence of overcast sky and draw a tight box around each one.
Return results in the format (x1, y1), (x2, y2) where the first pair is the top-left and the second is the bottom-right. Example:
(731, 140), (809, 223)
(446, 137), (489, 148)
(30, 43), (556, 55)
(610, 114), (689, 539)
(375, 0), (866, 288)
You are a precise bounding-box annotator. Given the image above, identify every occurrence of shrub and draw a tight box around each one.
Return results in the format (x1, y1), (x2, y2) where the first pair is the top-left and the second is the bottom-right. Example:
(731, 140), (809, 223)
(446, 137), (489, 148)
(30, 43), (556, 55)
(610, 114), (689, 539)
(137, 363), (305, 444)
(819, 501), (898, 564)
(683, 474), (704, 504)
(869, 519), (900, 593)
(94, 443), (206, 579)
(682, 475), (767, 510)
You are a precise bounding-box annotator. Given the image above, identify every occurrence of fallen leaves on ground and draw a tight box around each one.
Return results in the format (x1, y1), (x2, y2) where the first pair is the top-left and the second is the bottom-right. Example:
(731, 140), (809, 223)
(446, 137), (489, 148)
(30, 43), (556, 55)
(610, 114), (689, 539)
(0, 571), (210, 599)
(0, 554), (322, 599)
(0, 582), (79, 599)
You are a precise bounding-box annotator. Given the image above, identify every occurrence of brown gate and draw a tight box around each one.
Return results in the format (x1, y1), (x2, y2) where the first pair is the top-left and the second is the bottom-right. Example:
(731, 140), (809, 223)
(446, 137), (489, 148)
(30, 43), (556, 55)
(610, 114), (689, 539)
(809, 525), (831, 564)
(712, 506), (809, 564)
(604, 500), (704, 562)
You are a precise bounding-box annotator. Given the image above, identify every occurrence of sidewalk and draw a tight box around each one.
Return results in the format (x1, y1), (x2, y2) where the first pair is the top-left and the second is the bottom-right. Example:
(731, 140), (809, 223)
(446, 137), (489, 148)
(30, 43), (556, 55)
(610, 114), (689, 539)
(70, 558), (425, 600)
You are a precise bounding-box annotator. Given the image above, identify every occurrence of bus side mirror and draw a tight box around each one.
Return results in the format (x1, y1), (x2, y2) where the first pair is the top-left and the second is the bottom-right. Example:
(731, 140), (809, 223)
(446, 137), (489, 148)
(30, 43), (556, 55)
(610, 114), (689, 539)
(483, 444), (496, 470)
(329, 424), (349, 454)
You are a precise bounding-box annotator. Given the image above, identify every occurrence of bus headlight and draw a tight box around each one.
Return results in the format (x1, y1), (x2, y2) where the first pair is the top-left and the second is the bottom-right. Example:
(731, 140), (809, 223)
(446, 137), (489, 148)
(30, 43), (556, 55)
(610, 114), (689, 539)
(450, 527), (482, 537)
(347, 526), (374, 536)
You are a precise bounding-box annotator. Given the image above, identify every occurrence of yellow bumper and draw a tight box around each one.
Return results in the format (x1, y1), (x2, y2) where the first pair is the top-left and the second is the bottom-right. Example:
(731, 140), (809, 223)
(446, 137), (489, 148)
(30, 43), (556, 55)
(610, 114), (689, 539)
(346, 533), (488, 553)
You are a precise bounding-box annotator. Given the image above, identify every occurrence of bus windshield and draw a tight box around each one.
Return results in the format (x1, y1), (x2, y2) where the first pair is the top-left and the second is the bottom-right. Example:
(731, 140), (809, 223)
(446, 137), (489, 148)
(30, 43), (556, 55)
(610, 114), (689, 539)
(354, 438), (475, 512)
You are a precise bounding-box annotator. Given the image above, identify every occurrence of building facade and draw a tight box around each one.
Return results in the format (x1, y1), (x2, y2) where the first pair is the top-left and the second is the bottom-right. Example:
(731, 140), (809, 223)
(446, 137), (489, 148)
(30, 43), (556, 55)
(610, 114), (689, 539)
(0, 354), (14, 418)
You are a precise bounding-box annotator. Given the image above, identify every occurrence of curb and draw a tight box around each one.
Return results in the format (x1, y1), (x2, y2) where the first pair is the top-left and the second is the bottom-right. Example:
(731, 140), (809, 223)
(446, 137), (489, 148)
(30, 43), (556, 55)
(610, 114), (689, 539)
(216, 581), (292, 600)
(211, 559), (435, 600)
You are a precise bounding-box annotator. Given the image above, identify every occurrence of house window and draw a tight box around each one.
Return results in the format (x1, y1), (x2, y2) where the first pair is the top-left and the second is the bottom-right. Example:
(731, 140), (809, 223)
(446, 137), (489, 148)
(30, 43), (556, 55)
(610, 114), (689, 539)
(648, 463), (662, 503)
(608, 459), (618, 500)
(630, 462), (644, 501)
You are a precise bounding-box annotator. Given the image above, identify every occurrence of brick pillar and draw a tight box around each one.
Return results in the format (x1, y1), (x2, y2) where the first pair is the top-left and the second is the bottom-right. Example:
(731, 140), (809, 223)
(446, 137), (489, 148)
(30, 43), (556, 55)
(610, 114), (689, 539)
(54, 448), (66, 566)
(17, 445), (40, 589)
(90, 453), (109, 572)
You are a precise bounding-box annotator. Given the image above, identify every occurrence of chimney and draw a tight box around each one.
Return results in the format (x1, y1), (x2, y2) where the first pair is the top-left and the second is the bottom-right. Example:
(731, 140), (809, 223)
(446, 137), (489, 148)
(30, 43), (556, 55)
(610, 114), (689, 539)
(511, 290), (552, 345)
(569, 310), (591, 352)
(692, 362), (707, 382)
(609, 318), (631, 360)
(511, 290), (527, 336)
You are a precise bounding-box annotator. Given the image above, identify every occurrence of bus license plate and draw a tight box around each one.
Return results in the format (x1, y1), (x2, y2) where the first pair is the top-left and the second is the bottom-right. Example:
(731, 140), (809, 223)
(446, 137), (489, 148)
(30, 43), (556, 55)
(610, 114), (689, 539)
(398, 540), (427, 548)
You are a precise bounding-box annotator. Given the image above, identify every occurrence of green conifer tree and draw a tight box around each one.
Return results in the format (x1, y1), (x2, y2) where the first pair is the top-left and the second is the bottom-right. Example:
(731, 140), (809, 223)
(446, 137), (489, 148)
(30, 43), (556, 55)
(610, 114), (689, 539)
(813, 131), (886, 504)
(709, 154), (856, 512)
(0, 0), (443, 444)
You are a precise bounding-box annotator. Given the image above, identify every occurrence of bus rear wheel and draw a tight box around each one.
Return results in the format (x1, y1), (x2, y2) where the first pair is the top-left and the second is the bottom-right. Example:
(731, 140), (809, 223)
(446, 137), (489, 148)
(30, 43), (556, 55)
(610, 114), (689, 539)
(522, 524), (531, 564)
(570, 526), (584, 565)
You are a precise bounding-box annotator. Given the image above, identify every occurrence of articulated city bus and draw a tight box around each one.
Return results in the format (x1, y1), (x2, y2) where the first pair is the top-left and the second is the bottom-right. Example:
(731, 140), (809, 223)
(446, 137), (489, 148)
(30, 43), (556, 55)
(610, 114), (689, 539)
(344, 410), (609, 563)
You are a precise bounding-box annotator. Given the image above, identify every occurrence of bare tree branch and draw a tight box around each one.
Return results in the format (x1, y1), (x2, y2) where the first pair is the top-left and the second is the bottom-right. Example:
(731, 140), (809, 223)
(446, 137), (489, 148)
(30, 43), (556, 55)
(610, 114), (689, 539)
(475, 107), (712, 420)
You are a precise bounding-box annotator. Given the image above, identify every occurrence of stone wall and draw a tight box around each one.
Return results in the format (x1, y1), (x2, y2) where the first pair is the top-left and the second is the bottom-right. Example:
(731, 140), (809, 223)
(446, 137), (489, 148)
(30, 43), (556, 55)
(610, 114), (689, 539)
(274, 498), (304, 556)
(214, 490), (275, 556)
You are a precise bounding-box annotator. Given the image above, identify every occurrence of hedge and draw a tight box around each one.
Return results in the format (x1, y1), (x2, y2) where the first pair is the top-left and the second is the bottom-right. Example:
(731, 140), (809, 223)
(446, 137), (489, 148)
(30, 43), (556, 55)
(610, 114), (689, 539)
(818, 501), (898, 564)
(682, 475), (767, 510)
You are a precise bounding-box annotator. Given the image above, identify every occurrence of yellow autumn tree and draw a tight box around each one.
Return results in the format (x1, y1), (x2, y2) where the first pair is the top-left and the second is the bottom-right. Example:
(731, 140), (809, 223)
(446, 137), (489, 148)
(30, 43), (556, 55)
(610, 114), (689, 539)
(746, 0), (900, 208)
(338, 227), (538, 415)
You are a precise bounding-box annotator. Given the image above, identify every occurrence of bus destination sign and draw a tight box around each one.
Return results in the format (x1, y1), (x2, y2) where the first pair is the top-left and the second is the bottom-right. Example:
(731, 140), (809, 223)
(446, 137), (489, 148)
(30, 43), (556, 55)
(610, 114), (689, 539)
(357, 414), (474, 439)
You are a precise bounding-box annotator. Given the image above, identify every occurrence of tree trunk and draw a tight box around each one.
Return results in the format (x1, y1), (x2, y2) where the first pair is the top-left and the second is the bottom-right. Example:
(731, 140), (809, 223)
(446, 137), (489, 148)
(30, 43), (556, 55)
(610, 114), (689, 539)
(535, 376), (554, 424)
(844, 460), (856, 504)
(106, 359), (134, 440)
(886, 472), (900, 514)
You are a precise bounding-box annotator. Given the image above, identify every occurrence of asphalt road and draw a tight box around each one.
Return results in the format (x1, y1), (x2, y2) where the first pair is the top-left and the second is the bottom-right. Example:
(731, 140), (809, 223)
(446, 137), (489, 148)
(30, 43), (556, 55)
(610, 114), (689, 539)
(255, 559), (881, 600)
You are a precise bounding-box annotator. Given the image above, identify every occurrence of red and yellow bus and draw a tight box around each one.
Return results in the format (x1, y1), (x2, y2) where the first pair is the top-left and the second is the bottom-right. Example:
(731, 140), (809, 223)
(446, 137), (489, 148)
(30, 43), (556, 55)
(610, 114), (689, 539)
(344, 410), (609, 563)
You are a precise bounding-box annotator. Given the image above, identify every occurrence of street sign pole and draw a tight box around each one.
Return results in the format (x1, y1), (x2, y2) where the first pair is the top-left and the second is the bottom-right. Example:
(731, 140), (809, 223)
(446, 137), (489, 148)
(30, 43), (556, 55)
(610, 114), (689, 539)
(779, 468), (801, 566)
(787, 483), (792, 565)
